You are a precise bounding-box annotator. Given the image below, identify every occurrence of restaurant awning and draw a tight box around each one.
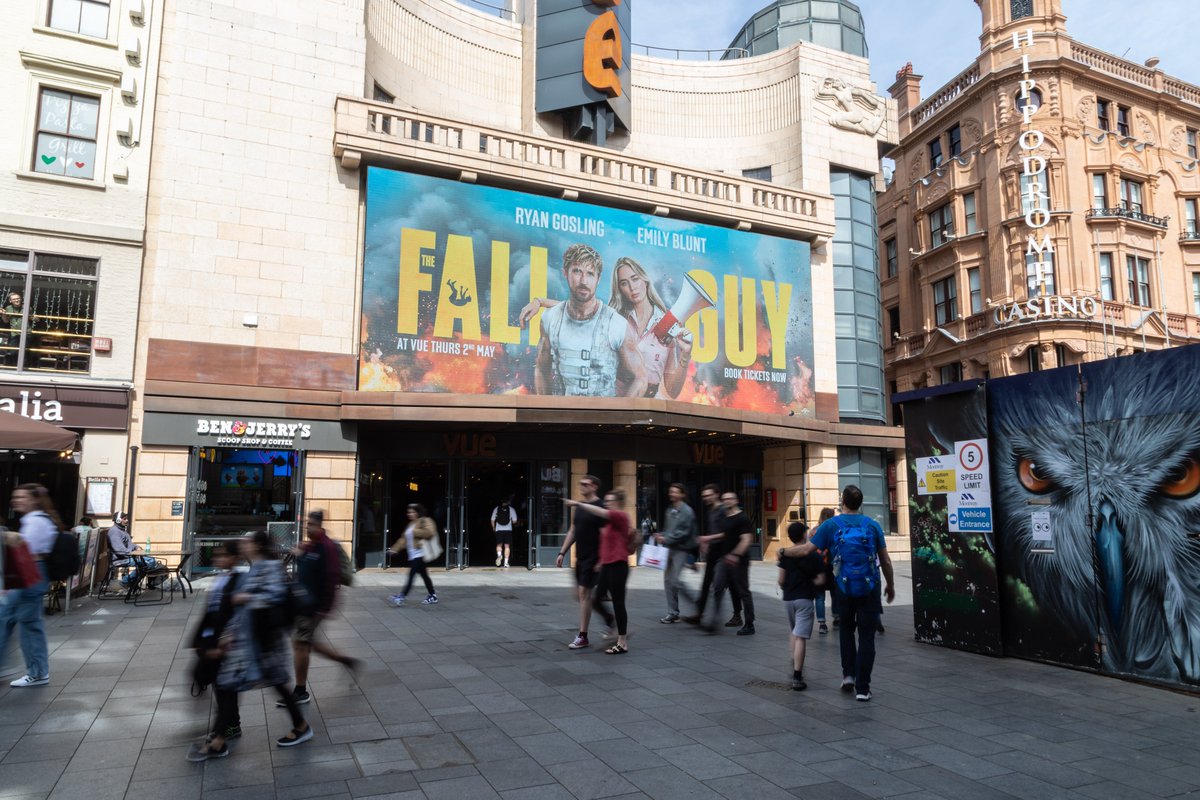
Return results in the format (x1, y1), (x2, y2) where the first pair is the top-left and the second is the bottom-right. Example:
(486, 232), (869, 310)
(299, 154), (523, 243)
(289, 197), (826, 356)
(0, 412), (78, 451)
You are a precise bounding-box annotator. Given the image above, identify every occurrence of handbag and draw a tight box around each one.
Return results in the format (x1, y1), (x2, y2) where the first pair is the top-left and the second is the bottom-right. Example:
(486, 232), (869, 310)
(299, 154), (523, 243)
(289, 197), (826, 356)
(3, 538), (43, 589)
(421, 533), (443, 562)
(639, 541), (669, 570)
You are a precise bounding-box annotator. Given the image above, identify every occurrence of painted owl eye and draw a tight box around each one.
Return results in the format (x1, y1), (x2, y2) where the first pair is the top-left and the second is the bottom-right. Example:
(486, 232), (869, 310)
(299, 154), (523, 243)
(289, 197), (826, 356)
(1017, 457), (1055, 494)
(1159, 459), (1200, 499)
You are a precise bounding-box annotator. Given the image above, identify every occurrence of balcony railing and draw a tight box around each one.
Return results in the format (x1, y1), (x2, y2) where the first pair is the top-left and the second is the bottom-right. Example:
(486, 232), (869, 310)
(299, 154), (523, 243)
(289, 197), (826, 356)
(334, 97), (833, 240)
(1181, 230), (1200, 243)
(1086, 207), (1168, 228)
(911, 64), (980, 127)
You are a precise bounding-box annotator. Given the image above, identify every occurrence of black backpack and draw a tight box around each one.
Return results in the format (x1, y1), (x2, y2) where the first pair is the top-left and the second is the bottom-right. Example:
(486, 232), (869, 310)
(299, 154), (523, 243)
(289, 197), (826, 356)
(45, 531), (81, 582)
(496, 505), (511, 525)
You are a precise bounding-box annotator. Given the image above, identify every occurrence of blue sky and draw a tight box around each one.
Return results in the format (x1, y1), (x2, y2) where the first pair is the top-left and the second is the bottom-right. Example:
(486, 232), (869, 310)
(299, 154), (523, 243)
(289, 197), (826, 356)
(631, 1), (1198, 98)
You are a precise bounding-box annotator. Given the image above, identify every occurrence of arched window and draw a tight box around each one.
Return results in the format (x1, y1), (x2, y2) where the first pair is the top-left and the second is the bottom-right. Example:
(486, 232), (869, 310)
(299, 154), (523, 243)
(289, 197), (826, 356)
(1011, 0), (1034, 20)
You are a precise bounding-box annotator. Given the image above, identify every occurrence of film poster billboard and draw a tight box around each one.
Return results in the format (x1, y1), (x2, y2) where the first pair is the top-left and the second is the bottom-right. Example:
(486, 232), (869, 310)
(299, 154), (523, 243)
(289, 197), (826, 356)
(359, 168), (815, 415)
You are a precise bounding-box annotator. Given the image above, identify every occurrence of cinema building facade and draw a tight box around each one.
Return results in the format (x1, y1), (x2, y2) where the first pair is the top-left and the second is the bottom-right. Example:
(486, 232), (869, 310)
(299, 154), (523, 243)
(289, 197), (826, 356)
(881, 0), (1200, 406)
(130, 0), (905, 569)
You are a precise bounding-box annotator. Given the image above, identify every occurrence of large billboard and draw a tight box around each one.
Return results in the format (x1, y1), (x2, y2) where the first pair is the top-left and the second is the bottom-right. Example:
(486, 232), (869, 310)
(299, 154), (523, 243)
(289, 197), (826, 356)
(360, 168), (815, 415)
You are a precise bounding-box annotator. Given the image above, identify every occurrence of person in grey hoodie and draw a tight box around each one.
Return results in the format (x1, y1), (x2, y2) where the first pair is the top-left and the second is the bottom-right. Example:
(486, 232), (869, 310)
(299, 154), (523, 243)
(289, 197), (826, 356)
(657, 483), (697, 624)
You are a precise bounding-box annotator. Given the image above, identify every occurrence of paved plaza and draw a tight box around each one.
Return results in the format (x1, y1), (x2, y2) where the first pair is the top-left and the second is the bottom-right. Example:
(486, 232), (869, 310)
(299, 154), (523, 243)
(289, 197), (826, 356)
(1, 562), (1198, 800)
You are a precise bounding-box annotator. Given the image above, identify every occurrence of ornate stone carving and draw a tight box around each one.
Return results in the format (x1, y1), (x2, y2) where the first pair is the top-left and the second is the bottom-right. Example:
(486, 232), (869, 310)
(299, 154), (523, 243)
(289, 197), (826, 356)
(962, 118), (983, 148)
(1047, 77), (1060, 117)
(1119, 154), (1143, 171)
(814, 77), (886, 136)
(910, 152), (924, 177)
(927, 181), (950, 202)
(1136, 112), (1157, 145)
(1170, 125), (1186, 152)
(1077, 95), (1096, 128)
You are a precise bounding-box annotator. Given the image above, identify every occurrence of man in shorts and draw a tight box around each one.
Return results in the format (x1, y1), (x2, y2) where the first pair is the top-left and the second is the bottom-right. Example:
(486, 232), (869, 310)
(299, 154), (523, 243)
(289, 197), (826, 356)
(555, 474), (615, 649)
(491, 497), (517, 568)
(280, 510), (362, 707)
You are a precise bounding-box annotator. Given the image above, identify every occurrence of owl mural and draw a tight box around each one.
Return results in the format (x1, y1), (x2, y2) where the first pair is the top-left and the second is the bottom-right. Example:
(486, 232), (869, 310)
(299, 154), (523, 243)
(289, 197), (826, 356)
(988, 349), (1200, 686)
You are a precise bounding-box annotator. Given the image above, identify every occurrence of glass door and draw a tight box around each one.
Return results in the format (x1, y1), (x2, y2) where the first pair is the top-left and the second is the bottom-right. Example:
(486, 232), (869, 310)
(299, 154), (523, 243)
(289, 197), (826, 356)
(534, 460), (568, 568)
(385, 460), (451, 568)
(463, 460), (531, 568)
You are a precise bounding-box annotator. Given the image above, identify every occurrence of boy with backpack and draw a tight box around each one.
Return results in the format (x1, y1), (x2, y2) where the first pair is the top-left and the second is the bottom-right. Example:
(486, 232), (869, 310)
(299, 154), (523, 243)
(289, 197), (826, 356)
(779, 485), (894, 701)
(491, 498), (518, 568)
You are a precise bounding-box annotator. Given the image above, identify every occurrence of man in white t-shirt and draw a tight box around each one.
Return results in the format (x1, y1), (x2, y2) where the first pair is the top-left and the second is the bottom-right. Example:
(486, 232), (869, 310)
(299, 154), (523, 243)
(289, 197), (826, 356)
(491, 499), (518, 568)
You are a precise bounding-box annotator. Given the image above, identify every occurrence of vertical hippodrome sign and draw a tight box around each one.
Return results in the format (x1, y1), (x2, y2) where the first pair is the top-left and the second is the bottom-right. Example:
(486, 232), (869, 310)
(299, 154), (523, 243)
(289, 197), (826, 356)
(1013, 29), (1054, 295)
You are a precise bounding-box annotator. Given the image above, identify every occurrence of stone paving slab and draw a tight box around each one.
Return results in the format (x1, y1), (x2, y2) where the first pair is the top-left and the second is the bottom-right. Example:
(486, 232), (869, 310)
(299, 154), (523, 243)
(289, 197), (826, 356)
(2, 562), (1199, 799)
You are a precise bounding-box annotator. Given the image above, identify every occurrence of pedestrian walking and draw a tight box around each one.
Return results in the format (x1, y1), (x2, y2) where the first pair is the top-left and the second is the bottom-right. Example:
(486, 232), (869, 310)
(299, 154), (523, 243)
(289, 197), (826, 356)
(780, 485), (894, 701)
(491, 497), (517, 568)
(2, 484), (58, 687)
(555, 474), (615, 649)
(681, 483), (723, 625)
(778, 521), (825, 690)
(565, 488), (636, 654)
(388, 504), (439, 606)
(813, 507), (836, 634)
(280, 510), (362, 708)
(189, 540), (242, 740)
(658, 482), (696, 624)
(188, 531), (311, 761)
(702, 491), (756, 636)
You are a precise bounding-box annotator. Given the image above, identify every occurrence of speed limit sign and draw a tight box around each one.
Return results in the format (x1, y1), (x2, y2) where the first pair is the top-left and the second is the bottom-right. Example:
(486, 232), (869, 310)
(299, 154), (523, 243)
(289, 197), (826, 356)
(959, 442), (984, 472)
(954, 439), (990, 490)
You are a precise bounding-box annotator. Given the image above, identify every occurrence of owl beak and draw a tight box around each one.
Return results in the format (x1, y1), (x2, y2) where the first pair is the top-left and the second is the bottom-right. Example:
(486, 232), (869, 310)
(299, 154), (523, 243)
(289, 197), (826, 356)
(1095, 500), (1126, 631)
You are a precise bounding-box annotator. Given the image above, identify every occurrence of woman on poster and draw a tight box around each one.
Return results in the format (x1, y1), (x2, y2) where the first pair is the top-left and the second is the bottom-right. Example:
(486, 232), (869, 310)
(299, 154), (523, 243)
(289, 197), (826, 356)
(521, 256), (692, 399)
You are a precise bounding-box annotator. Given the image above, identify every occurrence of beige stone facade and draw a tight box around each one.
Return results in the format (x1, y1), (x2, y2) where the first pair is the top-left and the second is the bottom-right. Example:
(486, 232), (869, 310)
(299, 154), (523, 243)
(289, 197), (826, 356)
(1, 0), (162, 522)
(130, 0), (906, 566)
(881, 0), (1200, 403)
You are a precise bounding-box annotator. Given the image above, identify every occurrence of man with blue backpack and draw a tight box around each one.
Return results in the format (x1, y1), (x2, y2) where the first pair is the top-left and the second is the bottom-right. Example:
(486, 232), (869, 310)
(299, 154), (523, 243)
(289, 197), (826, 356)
(779, 485), (894, 701)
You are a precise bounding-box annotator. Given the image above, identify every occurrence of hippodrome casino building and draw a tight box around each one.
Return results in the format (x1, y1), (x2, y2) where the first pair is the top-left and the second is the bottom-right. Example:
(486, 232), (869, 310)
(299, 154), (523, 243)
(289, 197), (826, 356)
(129, 0), (907, 571)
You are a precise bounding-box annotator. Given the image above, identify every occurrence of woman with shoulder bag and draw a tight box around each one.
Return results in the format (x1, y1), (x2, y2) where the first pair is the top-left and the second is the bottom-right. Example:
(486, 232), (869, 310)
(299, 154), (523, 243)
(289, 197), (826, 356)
(388, 504), (438, 607)
(188, 531), (311, 762)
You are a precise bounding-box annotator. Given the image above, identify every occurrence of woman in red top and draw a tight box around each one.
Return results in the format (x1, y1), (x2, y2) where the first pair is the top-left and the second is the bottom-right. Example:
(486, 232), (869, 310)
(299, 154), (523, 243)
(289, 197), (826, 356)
(565, 489), (633, 654)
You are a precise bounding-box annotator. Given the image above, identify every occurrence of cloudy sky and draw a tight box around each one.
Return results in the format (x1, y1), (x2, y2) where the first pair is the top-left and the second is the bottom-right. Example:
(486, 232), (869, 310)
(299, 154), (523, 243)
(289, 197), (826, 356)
(630, 0), (1198, 97)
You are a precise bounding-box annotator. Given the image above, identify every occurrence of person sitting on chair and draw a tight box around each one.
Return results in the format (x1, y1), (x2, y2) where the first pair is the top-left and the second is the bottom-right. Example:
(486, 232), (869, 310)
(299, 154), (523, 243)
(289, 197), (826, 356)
(106, 512), (160, 588)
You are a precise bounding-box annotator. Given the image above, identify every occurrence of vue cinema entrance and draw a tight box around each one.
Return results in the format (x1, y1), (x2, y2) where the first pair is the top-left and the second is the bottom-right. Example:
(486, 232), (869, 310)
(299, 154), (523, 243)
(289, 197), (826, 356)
(375, 460), (535, 569)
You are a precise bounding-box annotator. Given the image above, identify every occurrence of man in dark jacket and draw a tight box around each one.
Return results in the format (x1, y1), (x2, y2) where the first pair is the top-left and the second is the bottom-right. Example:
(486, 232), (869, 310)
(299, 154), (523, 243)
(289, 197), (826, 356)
(279, 510), (361, 707)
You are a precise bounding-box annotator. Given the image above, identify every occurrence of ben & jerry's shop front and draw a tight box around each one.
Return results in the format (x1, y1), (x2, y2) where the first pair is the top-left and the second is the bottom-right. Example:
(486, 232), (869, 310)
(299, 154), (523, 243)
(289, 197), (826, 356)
(138, 412), (356, 573)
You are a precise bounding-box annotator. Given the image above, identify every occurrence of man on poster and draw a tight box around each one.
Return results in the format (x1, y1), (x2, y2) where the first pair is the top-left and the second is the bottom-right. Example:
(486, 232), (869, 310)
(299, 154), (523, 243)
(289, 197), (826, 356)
(535, 244), (646, 398)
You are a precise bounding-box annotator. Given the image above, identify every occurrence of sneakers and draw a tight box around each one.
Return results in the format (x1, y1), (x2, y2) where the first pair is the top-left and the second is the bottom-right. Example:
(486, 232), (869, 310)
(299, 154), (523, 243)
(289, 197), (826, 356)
(389, 593), (406, 607)
(791, 677), (807, 691)
(856, 691), (872, 702)
(496, 555), (503, 567)
(602, 626), (616, 640)
(840, 677), (856, 693)
(218, 724), (241, 740)
(9, 675), (49, 687)
(503, 559), (509, 568)
(568, 635), (589, 649)
(736, 624), (756, 636)
(187, 742), (229, 762)
(276, 687), (310, 707)
(724, 615), (743, 628)
(818, 622), (829, 634)
(680, 614), (701, 626)
(659, 614), (680, 624)
(832, 616), (841, 628)
(421, 594), (438, 605)
(276, 727), (314, 747)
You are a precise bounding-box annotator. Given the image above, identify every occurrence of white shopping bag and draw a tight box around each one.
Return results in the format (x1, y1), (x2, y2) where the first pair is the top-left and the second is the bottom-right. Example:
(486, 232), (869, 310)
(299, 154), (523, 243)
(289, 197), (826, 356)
(639, 542), (669, 570)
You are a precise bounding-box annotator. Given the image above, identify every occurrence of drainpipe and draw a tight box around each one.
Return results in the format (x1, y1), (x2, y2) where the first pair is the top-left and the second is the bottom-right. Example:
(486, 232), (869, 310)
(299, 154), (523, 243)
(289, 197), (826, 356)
(125, 445), (138, 517)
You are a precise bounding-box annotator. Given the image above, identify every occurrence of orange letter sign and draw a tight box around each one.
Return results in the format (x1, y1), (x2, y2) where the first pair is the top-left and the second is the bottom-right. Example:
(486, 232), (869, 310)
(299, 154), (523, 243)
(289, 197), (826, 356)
(583, 10), (622, 97)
